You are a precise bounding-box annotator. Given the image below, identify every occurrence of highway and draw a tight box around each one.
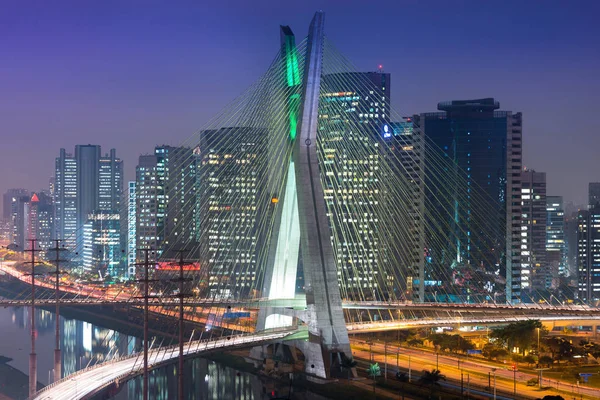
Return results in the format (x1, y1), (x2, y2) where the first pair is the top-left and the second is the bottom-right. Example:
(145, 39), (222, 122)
(30, 328), (298, 400)
(352, 340), (600, 399)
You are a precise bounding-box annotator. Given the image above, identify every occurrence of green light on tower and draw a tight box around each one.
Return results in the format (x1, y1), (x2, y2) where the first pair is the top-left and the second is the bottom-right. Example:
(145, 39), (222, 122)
(282, 28), (301, 139)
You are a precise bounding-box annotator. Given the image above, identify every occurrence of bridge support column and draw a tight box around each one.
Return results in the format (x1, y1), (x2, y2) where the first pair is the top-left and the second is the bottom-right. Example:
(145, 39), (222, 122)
(256, 11), (353, 380)
(54, 349), (61, 382)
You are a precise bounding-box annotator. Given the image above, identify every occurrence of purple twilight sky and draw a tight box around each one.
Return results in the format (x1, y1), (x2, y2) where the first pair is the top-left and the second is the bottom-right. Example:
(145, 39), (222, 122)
(1, 0), (599, 210)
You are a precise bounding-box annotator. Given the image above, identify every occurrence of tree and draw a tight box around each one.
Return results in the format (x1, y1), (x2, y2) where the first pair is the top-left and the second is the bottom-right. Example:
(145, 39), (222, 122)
(418, 369), (446, 399)
(367, 363), (381, 393)
(523, 354), (536, 366)
(482, 343), (509, 361)
(539, 355), (553, 368)
(395, 371), (409, 382)
(490, 320), (546, 355)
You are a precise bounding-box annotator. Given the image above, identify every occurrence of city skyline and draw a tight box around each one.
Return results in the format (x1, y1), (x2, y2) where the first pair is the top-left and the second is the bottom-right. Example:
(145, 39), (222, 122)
(2, 0), (599, 210)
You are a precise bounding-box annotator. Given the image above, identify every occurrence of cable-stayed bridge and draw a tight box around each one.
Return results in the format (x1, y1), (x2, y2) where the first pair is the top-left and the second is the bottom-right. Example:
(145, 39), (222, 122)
(2, 11), (593, 399)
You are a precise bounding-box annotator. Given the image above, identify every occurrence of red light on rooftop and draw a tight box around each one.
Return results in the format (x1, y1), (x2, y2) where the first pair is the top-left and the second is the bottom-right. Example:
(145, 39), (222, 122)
(31, 193), (39, 202)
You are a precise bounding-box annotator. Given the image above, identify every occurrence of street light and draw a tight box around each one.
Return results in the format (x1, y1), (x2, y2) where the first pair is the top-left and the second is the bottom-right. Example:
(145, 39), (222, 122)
(536, 327), (541, 355)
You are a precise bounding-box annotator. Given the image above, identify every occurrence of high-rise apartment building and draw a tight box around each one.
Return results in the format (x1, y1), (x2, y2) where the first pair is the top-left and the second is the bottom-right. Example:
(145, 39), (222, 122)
(318, 71), (391, 300)
(415, 98), (523, 303)
(577, 206), (600, 304)
(520, 169), (547, 292)
(546, 196), (566, 280)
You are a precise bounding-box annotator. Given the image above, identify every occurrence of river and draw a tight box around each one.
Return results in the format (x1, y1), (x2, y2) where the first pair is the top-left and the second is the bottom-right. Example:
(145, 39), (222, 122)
(0, 306), (292, 400)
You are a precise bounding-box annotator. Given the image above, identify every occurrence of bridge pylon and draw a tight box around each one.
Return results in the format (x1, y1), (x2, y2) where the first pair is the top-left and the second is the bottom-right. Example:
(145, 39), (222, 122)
(255, 11), (353, 380)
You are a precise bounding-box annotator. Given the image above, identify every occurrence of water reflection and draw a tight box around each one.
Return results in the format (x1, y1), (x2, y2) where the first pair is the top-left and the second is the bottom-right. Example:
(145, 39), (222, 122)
(0, 307), (291, 399)
(113, 359), (267, 400)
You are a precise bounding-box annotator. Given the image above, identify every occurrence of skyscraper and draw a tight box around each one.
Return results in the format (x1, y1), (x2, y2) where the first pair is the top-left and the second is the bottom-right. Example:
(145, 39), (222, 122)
(546, 196), (566, 280)
(157, 146), (197, 254)
(27, 192), (54, 253)
(54, 146), (123, 267)
(577, 206), (600, 304)
(588, 182), (600, 209)
(3, 188), (29, 221)
(11, 194), (31, 250)
(520, 169), (548, 293)
(75, 145), (101, 230)
(127, 181), (136, 277)
(197, 128), (266, 298)
(82, 211), (123, 279)
(55, 149), (78, 245)
(415, 98), (523, 303)
(318, 71), (391, 300)
(134, 146), (197, 260)
(135, 154), (162, 255)
(387, 118), (425, 302)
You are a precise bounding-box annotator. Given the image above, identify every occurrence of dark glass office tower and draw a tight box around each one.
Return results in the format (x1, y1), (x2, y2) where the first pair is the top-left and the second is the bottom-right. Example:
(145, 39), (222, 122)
(414, 98), (523, 303)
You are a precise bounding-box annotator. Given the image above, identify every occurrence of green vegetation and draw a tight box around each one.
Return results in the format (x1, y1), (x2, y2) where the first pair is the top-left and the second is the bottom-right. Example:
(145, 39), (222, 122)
(490, 319), (546, 355)
(428, 332), (475, 354)
(418, 369), (446, 399)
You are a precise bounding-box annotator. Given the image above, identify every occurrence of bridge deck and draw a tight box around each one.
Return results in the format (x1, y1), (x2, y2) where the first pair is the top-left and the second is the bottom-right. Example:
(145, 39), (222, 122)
(31, 328), (298, 400)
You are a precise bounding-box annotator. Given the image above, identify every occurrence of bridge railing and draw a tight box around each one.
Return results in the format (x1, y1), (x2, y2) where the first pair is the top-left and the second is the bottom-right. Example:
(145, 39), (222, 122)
(30, 325), (298, 399)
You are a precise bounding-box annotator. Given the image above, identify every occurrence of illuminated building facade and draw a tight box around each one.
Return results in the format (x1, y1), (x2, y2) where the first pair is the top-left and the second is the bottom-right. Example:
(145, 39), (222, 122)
(546, 195), (567, 280)
(416, 98), (523, 303)
(11, 194), (31, 250)
(197, 127), (266, 298)
(135, 154), (163, 255)
(54, 146), (122, 249)
(134, 146), (197, 260)
(317, 71), (391, 300)
(520, 169), (548, 292)
(127, 181), (136, 277)
(55, 149), (78, 246)
(577, 206), (600, 304)
(82, 211), (123, 278)
(387, 118), (425, 302)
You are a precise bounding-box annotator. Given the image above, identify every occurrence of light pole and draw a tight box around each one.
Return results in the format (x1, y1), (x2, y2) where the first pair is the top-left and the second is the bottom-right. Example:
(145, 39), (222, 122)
(537, 327), (541, 355)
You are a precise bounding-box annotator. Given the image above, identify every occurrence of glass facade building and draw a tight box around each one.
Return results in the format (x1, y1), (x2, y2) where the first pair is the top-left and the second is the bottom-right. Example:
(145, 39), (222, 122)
(82, 211), (123, 278)
(414, 98), (523, 303)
